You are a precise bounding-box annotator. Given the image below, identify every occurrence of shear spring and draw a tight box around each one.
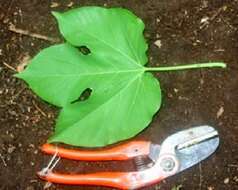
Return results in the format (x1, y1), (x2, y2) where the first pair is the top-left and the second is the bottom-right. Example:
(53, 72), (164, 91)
(39, 145), (61, 176)
(135, 156), (147, 171)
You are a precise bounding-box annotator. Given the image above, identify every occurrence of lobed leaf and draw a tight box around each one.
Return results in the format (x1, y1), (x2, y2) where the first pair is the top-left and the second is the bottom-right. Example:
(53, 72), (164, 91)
(16, 7), (161, 147)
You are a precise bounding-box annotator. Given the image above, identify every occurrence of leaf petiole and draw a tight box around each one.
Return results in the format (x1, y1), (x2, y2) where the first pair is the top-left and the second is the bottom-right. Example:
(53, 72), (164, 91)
(145, 62), (226, 72)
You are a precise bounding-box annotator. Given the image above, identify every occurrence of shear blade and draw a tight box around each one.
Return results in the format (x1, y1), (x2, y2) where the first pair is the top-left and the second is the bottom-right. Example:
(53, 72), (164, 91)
(174, 126), (219, 173)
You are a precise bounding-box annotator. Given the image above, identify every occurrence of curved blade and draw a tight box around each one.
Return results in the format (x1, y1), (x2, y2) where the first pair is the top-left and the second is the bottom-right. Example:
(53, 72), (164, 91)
(158, 125), (219, 173)
(175, 126), (219, 173)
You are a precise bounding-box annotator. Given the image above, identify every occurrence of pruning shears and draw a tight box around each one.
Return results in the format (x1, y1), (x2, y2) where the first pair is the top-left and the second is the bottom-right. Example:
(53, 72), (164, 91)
(38, 125), (219, 189)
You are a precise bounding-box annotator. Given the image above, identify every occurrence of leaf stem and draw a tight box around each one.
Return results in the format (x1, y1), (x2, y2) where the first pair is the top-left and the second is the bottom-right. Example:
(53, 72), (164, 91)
(145, 62), (226, 72)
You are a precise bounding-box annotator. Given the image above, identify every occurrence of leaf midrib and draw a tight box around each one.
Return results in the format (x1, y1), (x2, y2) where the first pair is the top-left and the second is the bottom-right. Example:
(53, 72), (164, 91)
(23, 68), (146, 78)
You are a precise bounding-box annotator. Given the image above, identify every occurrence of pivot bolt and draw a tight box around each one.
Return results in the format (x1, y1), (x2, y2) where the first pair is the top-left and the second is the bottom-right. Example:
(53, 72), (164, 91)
(160, 157), (176, 172)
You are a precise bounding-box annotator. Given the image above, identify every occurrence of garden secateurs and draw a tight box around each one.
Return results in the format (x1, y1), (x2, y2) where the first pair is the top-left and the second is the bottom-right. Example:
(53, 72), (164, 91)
(38, 125), (219, 189)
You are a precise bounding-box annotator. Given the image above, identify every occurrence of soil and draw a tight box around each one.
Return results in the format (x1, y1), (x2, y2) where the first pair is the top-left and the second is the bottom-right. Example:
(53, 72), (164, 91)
(0, 0), (238, 190)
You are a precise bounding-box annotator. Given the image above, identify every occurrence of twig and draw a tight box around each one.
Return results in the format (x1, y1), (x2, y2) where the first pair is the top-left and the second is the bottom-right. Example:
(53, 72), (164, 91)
(221, 17), (236, 31)
(11, 87), (26, 101)
(2, 62), (17, 72)
(1, 0), (14, 22)
(0, 153), (7, 167)
(228, 164), (238, 168)
(210, 6), (224, 21)
(200, 6), (224, 30)
(32, 101), (47, 117)
(9, 24), (59, 43)
(44, 181), (53, 189)
(199, 163), (202, 190)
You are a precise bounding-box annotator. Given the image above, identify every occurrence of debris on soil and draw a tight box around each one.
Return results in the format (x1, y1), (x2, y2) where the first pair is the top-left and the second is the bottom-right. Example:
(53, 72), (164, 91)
(43, 181), (53, 189)
(171, 184), (182, 190)
(154, 39), (162, 48)
(7, 144), (16, 154)
(26, 185), (35, 190)
(8, 23), (59, 42)
(216, 106), (224, 118)
(207, 187), (214, 190)
(199, 5), (226, 30)
(32, 101), (47, 117)
(67, 2), (74, 7)
(2, 61), (17, 71)
(50, 2), (60, 8)
(200, 16), (209, 24)
(174, 88), (179, 93)
(17, 53), (31, 72)
(233, 176), (238, 183)
(0, 153), (7, 166)
(224, 178), (230, 184)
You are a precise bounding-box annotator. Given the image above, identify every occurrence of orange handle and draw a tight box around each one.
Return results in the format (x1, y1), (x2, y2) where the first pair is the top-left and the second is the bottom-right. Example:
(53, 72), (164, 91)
(41, 141), (151, 161)
(37, 170), (160, 189)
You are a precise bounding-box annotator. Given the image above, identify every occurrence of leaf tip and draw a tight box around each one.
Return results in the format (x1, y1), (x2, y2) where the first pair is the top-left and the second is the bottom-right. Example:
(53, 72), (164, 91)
(13, 72), (22, 79)
(47, 136), (56, 144)
(51, 11), (63, 20)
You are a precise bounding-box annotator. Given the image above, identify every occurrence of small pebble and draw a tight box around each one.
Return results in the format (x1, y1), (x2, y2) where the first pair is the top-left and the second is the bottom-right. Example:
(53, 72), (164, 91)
(154, 40), (162, 48)
(50, 2), (59, 8)
(174, 88), (179, 93)
(67, 2), (74, 7)
(207, 187), (214, 190)
(233, 176), (238, 183)
(156, 33), (160, 38)
(200, 16), (209, 24)
(8, 145), (16, 154)
(167, 93), (173, 98)
(224, 178), (229, 184)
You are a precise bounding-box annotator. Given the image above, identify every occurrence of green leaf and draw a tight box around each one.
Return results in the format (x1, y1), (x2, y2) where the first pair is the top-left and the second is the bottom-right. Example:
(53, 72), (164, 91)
(16, 6), (226, 147)
(16, 7), (161, 147)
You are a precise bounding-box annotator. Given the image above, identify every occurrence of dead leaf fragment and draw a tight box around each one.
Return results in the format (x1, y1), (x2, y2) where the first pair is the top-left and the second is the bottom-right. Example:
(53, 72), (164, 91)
(43, 182), (53, 189)
(216, 106), (224, 118)
(224, 178), (229, 184)
(171, 185), (182, 190)
(207, 186), (214, 190)
(50, 2), (59, 8)
(154, 39), (162, 48)
(201, 16), (209, 24)
(7, 145), (16, 153)
(17, 53), (31, 72)
(67, 2), (74, 7)
(174, 88), (179, 93)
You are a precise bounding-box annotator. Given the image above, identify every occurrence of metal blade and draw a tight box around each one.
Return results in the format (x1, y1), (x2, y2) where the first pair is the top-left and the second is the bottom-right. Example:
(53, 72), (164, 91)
(159, 125), (218, 155)
(174, 126), (219, 173)
(176, 135), (219, 173)
(158, 125), (219, 174)
(176, 130), (218, 150)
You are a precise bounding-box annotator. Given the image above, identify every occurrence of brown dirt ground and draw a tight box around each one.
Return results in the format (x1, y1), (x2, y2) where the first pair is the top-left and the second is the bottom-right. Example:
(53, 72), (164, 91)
(0, 0), (238, 190)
